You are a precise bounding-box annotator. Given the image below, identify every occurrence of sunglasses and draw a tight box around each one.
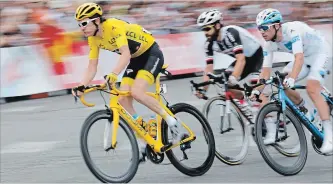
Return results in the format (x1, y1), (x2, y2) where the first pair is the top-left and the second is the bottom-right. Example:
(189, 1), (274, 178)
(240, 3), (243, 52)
(201, 25), (214, 32)
(78, 18), (98, 28)
(257, 24), (276, 32)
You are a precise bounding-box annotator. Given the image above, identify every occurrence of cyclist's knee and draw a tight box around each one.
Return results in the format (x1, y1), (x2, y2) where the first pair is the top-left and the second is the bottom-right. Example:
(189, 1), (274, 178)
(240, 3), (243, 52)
(306, 80), (321, 95)
(131, 81), (148, 102)
(131, 88), (145, 102)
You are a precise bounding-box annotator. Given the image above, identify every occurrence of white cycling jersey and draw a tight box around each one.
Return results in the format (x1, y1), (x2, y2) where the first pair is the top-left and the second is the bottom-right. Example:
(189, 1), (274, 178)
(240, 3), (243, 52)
(262, 21), (332, 85)
(262, 21), (331, 68)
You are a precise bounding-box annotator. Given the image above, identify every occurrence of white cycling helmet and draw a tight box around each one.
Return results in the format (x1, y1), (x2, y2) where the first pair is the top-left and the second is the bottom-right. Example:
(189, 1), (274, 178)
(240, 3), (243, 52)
(197, 9), (222, 27)
(256, 8), (283, 26)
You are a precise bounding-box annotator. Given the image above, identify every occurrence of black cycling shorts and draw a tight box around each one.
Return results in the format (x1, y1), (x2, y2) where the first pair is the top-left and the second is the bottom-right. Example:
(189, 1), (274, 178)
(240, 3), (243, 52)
(121, 42), (164, 85)
(228, 47), (264, 80)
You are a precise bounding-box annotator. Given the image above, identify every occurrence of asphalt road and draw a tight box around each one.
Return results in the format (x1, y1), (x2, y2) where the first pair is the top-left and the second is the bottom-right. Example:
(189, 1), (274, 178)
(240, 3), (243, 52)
(1, 74), (333, 183)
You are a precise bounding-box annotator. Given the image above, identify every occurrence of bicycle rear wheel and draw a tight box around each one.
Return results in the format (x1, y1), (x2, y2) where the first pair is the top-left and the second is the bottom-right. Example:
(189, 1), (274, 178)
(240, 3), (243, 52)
(161, 103), (215, 176)
(80, 110), (139, 183)
(255, 102), (308, 176)
(203, 96), (249, 165)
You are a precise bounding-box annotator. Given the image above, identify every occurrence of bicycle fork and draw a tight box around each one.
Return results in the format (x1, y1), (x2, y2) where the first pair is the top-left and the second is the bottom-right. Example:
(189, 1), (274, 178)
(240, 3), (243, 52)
(219, 99), (234, 134)
(276, 91), (290, 142)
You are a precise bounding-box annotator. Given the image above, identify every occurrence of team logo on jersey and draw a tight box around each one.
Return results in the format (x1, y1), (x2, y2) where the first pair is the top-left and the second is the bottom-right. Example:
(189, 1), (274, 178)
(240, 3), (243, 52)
(126, 69), (133, 74)
(108, 34), (121, 45)
(284, 36), (300, 51)
(291, 35), (300, 43)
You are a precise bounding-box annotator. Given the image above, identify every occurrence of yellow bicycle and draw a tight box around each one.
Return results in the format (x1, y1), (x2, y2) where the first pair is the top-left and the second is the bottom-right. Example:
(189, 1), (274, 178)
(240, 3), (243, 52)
(76, 64), (215, 183)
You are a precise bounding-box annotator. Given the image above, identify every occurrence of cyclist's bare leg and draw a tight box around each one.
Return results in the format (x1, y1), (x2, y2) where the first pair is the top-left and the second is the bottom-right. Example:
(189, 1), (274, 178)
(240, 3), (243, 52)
(118, 84), (136, 115)
(307, 80), (330, 120)
(285, 89), (303, 105)
(131, 78), (164, 115)
(307, 79), (332, 153)
(131, 77), (186, 143)
(118, 82), (146, 157)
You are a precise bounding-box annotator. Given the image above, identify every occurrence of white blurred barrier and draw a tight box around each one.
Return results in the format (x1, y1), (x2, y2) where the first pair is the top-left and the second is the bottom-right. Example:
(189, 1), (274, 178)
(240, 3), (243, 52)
(1, 24), (332, 98)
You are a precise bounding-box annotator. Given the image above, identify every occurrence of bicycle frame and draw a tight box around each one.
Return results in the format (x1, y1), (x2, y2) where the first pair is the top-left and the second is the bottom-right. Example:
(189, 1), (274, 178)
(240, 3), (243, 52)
(79, 67), (196, 154)
(275, 81), (324, 142)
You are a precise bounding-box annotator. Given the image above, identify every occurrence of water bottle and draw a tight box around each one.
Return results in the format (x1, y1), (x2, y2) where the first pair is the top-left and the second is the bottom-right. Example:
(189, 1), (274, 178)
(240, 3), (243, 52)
(148, 115), (157, 139)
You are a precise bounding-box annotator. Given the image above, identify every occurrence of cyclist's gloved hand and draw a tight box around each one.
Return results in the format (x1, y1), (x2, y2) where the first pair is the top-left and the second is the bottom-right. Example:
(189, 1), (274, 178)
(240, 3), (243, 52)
(72, 84), (86, 97)
(228, 75), (239, 86)
(283, 77), (295, 88)
(105, 72), (118, 84)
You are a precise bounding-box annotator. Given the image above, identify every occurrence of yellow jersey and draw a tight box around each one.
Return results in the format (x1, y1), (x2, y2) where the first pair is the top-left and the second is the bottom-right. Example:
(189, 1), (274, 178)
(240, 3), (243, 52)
(88, 18), (155, 59)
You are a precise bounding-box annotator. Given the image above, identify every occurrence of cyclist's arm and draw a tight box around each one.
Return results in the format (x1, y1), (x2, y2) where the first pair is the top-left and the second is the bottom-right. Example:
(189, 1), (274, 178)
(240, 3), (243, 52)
(110, 25), (131, 75)
(81, 59), (99, 86)
(226, 28), (246, 79)
(255, 43), (274, 91)
(112, 45), (131, 75)
(289, 31), (304, 79)
(203, 40), (214, 91)
(81, 38), (100, 86)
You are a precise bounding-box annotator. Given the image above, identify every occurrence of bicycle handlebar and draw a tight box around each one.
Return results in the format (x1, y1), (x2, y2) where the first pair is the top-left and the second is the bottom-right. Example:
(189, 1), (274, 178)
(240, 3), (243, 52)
(75, 82), (131, 107)
(75, 68), (173, 107)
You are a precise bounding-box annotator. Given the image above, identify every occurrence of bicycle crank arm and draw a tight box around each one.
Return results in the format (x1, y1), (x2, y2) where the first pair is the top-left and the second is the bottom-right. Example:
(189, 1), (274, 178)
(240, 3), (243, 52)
(104, 141), (117, 152)
(276, 135), (289, 142)
(221, 127), (234, 134)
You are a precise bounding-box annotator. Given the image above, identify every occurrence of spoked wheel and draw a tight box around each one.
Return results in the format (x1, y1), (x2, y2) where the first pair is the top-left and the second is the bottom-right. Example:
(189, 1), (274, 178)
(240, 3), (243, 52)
(203, 96), (249, 165)
(255, 102), (308, 176)
(80, 110), (140, 183)
(161, 103), (215, 176)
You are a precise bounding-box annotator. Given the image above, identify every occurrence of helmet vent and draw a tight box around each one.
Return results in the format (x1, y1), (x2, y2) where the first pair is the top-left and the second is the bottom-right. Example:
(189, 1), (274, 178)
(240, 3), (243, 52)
(86, 7), (96, 14)
(78, 15), (85, 20)
(80, 6), (89, 14)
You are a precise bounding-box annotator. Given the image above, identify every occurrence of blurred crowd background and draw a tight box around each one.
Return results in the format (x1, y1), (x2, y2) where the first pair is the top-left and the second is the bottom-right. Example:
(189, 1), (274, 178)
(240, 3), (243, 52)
(1, 0), (332, 49)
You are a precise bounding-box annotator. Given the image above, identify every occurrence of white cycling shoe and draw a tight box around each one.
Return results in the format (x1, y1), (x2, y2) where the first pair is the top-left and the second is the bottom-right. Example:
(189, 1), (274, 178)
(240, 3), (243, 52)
(264, 117), (278, 145)
(320, 121), (333, 154)
(168, 118), (188, 144)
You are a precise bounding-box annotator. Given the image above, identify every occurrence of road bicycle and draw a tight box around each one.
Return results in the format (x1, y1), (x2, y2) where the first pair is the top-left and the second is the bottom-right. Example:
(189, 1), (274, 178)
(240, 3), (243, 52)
(250, 70), (333, 176)
(189, 69), (297, 166)
(74, 64), (216, 183)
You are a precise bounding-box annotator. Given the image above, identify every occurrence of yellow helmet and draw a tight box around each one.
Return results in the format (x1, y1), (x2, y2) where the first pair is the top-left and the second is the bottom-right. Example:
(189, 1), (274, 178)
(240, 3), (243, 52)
(75, 3), (103, 21)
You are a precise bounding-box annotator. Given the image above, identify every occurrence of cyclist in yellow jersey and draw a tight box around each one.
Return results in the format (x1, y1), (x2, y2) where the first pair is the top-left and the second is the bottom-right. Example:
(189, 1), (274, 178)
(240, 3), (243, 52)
(72, 3), (186, 162)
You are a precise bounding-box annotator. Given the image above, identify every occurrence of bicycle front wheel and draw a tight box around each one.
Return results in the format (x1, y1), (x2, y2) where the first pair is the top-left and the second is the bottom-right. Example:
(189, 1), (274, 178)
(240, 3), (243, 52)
(203, 96), (249, 165)
(162, 103), (215, 177)
(255, 102), (308, 176)
(80, 110), (140, 183)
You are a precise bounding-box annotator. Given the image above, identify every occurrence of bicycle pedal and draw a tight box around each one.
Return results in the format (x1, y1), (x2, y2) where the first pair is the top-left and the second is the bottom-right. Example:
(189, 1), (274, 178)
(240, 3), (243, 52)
(180, 134), (191, 151)
(180, 142), (191, 151)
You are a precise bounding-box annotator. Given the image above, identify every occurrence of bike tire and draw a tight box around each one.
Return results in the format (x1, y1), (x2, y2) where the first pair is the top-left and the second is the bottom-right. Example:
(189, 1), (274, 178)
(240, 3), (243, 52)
(255, 102), (308, 176)
(80, 110), (140, 183)
(161, 103), (215, 176)
(202, 96), (249, 165)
